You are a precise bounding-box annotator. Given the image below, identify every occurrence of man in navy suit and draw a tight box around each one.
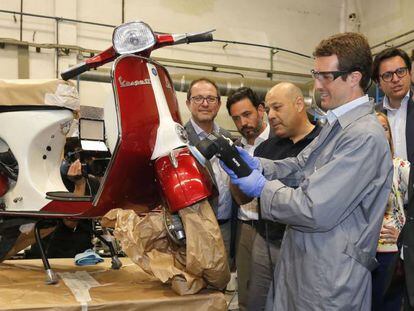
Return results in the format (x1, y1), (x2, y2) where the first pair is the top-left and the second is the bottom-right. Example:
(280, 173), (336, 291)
(373, 47), (414, 310)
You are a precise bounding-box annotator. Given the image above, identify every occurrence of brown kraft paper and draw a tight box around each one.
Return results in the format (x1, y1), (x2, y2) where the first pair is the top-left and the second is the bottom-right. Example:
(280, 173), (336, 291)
(101, 199), (230, 295)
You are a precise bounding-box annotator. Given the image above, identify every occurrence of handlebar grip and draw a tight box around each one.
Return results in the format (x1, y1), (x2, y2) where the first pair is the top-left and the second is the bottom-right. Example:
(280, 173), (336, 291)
(186, 32), (213, 44)
(61, 62), (89, 81)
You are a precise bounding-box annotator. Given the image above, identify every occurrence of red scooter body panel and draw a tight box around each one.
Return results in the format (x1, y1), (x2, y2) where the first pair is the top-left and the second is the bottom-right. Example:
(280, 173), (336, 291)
(155, 147), (212, 212)
(85, 56), (162, 216)
(37, 201), (94, 216)
(0, 173), (8, 197)
(42, 55), (185, 217)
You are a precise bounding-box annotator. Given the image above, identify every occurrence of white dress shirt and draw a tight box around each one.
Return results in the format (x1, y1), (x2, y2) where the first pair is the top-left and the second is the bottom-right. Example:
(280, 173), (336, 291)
(238, 124), (270, 221)
(383, 91), (410, 161)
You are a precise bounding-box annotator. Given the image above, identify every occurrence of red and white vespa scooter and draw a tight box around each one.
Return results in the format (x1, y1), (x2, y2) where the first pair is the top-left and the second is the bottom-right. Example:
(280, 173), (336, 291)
(0, 21), (215, 284)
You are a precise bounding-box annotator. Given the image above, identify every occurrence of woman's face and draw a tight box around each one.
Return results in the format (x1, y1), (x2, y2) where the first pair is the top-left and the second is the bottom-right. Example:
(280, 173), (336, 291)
(377, 115), (392, 146)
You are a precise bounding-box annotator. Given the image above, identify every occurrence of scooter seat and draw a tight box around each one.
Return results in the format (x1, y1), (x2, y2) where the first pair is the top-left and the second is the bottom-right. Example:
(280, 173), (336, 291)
(0, 79), (79, 112)
(0, 105), (70, 113)
(45, 191), (93, 202)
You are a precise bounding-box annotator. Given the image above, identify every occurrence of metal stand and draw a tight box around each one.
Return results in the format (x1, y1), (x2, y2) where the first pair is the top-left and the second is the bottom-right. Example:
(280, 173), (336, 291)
(34, 220), (59, 284)
(93, 227), (122, 270)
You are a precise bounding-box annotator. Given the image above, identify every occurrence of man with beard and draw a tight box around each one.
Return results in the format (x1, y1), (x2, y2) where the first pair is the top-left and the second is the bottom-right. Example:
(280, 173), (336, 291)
(226, 87), (270, 311)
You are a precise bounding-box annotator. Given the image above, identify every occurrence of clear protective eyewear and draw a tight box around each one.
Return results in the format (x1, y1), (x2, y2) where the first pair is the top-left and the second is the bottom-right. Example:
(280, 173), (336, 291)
(311, 69), (350, 84)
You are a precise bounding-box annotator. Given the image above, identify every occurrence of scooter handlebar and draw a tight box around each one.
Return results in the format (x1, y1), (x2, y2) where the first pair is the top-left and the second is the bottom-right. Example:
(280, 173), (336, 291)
(171, 30), (215, 46)
(186, 30), (214, 43)
(61, 61), (89, 81)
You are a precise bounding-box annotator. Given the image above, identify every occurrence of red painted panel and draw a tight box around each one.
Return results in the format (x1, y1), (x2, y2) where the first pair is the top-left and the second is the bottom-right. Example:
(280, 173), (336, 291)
(155, 147), (212, 212)
(0, 173), (8, 197)
(41, 200), (93, 216)
(42, 56), (195, 218)
(88, 55), (161, 216)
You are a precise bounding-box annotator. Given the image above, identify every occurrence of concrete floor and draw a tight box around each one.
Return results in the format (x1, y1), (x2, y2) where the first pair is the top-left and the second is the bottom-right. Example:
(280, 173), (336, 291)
(225, 272), (239, 310)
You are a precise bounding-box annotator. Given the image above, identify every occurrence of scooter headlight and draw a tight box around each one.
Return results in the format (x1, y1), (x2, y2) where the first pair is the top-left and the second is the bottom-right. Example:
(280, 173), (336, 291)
(112, 21), (156, 54)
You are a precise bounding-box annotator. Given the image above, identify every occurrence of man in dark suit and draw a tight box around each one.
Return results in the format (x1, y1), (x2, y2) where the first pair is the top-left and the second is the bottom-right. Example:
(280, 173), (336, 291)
(373, 47), (414, 310)
(184, 78), (234, 261)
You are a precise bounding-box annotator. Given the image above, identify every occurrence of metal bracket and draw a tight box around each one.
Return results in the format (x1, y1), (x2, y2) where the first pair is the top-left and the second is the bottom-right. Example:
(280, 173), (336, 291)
(269, 48), (279, 80)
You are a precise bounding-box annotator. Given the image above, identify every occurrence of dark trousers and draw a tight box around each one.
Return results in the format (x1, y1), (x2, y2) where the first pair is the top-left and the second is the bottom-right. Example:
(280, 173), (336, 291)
(405, 285), (414, 311)
(247, 232), (282, 311)
(372, 252), (403, 311)
(235, 220), (257, 311)
(218, 219), (233, 267)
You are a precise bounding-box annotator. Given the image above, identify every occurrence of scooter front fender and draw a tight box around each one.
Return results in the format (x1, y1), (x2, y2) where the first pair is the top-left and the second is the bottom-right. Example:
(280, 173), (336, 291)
(155, 147), (212, 212)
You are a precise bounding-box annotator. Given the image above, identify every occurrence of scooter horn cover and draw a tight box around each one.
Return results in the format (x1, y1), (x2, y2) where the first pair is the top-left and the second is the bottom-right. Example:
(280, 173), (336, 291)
(155, 147), (212, 212)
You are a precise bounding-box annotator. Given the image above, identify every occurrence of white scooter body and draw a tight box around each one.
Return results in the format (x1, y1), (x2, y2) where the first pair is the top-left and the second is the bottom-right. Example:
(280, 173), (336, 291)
(0, 109), (73, 212)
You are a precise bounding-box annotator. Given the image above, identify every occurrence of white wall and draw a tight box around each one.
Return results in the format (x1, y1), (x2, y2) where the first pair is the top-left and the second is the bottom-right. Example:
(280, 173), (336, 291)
(0, 0), (345, 130)
(345, 0), (414, 54)
(0, 0), (344, 74)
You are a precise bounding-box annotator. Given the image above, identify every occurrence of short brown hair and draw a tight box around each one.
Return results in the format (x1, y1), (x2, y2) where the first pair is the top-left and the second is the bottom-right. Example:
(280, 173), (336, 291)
(313, 32), (372, 90)
(186, 78), (220, 101)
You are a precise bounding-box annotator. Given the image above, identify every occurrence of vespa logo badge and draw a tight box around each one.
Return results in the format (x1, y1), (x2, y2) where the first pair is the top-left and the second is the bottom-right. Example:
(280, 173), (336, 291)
(151, 68), (158, 76)
(118, 76), (151, 88)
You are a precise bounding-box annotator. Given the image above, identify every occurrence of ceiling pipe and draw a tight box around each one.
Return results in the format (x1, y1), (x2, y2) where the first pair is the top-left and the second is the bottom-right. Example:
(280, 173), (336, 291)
(170, 73), (313, 99)
(75, 71), (328, 119)
(75, 71), (313, 99)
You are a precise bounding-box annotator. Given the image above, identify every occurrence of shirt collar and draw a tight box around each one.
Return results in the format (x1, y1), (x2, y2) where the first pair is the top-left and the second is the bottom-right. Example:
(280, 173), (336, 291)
(240, 123), (270, 147)
(190, 118), (219, 138)
(326, 95), (369, 125)
(383, 90), (410, 111)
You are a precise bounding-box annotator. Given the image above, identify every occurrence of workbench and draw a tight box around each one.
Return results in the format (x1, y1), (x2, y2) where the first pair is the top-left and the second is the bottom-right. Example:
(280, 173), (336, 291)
(0, 258), (227, 311)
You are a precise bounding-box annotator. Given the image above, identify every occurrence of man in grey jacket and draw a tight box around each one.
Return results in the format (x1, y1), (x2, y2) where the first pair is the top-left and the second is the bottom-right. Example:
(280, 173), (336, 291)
(221, 32), (393, 310)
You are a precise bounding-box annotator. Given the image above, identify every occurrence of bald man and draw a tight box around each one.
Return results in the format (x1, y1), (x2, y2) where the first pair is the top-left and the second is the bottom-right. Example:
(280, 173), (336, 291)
(247, 82), (321, 311)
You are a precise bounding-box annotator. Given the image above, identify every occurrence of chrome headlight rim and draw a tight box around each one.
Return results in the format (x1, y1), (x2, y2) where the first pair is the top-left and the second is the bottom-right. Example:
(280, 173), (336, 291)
(112, 21), (156, 55)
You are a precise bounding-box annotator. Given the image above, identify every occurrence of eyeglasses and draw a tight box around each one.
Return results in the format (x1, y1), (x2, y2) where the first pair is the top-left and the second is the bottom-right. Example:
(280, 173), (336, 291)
(379, 67), (408, 82)
(190, 95), (219, 105)
(311, 69), (350, 83)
